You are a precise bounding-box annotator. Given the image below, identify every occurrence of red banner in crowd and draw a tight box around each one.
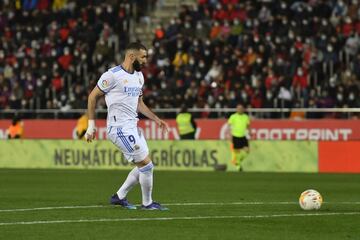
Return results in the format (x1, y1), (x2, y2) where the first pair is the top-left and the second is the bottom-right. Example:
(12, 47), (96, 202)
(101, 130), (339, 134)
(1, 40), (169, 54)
(0, 119), (359, 140)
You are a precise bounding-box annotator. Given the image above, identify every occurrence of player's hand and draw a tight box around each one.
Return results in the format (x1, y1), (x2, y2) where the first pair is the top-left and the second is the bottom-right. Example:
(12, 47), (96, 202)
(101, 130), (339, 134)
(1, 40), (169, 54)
(156, 119), (169, 134)
(85, 120), (96, 142)
(226, 133), (232, 140)
(85, 128), (96, 142)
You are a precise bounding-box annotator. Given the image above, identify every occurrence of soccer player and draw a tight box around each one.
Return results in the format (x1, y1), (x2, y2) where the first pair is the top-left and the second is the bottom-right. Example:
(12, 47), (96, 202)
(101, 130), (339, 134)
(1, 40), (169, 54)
(85, 42), (169, 210)
(227, 104), (250, 171)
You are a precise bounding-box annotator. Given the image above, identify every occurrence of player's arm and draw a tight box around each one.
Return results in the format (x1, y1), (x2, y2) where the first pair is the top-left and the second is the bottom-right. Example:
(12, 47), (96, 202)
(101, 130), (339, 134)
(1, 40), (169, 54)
(85, 86), (104, 142)
(225, 115), (233, 140)
(137, 96), (169, 133)
(246, 116), (251, 139)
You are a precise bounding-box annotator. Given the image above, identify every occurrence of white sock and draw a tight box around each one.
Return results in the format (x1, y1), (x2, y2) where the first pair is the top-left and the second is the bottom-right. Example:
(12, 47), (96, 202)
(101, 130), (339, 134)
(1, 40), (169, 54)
(117, 167), (139, 200)
(138, 162), (154, 206)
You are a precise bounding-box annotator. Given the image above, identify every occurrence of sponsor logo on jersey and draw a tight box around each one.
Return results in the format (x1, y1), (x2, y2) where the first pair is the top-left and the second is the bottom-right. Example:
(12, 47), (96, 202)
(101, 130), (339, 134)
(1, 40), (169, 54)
(124, 86), (142, 97)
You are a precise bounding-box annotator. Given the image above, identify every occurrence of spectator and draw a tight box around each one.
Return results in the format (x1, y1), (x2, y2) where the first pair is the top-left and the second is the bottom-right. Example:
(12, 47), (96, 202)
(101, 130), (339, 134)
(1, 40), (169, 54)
(6, 116), (23, 139)
(0, 0), (142, 113)
(0, 0), (359, 119)
(76, 112), (88, 140)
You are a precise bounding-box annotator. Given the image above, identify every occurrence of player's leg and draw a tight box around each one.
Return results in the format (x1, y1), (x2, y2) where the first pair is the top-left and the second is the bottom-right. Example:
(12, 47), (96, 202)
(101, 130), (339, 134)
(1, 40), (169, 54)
(135, 156), (153, 206)
(116, 166), (139, 199)
(240, 137), (250, 161)
(230, 143), (237, 165)
(236, 149), (246, 170)
(108, 127), (139, 209)
(134, 126), (168, 210)
(113, 126), (167, 210)
(109, 160), (139, 209)
(232, 136), (242, 168)
(109, 126), (167, 210)
(237, 138), (250, 171)
(241, 146), (250, 159)
(234, 148), (242, 170)
(135, 156), (168, 210)
(134, 127), (168, 210)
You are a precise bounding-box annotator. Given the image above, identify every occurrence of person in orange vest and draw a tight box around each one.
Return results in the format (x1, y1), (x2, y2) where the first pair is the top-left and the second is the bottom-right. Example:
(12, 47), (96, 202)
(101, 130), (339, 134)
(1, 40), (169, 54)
(76, 112), (88, 139)
(7, 117), (24, 139)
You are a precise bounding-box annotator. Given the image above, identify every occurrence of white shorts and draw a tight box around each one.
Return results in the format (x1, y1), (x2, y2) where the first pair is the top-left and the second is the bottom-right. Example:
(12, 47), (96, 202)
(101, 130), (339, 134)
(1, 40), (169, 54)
(107, 126), (149, 163)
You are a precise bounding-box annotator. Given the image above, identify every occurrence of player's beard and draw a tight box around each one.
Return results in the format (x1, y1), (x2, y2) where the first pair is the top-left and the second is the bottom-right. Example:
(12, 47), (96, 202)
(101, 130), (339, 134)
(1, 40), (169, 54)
(133, 60), (142, 71)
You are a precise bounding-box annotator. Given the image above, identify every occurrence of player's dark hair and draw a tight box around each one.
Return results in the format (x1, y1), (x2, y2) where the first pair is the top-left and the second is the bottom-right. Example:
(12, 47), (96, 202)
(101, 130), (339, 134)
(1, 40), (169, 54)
(236, 103), (244, 108)
(180, 104), (188, 113)
(12, 116), (20, 125)
(125, 42), (147, 52)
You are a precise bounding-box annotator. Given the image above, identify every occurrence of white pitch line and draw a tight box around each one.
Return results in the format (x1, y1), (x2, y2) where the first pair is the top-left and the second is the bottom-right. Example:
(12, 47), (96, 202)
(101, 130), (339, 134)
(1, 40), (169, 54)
(165, 201), (296, 206)
(0, 202), (293, 213)
(0, 202), (296, 213)
(0, 205), (105, 213)
(0, 201), (359, 213)
(0, 212), (359, 226)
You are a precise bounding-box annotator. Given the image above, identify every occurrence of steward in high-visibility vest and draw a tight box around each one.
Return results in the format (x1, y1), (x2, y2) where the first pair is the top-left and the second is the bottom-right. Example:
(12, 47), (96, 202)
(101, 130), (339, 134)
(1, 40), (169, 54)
(7, 117), (24, 139)
(176, 105), (197, 139)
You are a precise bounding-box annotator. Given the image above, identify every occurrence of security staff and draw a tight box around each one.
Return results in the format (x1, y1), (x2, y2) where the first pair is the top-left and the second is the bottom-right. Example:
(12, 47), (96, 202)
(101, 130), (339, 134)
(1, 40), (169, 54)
(176, 105), (197, 139)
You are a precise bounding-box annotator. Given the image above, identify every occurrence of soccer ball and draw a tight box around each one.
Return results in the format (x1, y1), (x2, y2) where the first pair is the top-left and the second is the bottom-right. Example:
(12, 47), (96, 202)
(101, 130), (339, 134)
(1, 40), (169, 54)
(299, 189), (323, 210)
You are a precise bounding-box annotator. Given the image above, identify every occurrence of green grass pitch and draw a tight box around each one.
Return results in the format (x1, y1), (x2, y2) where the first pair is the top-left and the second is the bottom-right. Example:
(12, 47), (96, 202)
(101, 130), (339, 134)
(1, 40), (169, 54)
(0, 169), (359, 240)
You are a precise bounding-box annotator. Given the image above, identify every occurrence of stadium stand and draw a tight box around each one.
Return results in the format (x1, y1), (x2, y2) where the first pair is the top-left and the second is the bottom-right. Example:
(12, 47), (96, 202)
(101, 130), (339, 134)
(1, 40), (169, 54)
(146, 0), (360, 117)
(0, 0), (150, 113)
(0, 0), (359, 119)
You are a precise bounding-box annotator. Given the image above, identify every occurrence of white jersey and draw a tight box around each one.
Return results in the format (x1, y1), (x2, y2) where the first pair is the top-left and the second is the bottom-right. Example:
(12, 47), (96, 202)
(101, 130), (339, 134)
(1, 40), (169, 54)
(97, 65), (144, 128)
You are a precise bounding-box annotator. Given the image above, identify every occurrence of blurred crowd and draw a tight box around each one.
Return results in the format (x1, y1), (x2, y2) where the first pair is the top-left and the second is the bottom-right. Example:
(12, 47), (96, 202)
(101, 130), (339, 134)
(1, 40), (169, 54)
(0, 0), (151, 114)
(0, 0), (359, 119)
(145, 0), (360, 118)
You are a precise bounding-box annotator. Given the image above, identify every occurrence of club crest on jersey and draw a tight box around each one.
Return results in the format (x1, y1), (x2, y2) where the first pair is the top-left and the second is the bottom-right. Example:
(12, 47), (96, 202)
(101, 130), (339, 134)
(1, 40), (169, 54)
(123, 79), (128, 84)
(101, 79), (109, 88)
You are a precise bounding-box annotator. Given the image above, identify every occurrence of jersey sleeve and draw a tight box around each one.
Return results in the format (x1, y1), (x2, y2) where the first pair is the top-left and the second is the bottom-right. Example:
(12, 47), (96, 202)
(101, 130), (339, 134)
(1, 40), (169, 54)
(139, 72), (145, 97)
(97, 71), (115, 93)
